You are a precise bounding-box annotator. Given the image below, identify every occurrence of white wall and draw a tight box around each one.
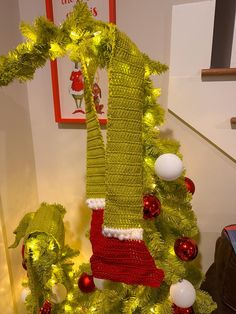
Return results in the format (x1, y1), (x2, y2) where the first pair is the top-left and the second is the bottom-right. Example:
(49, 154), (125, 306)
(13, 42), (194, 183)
(168, 0), (236, 160)
(0, 1), (39, 313)
(167, 0), (236, 269)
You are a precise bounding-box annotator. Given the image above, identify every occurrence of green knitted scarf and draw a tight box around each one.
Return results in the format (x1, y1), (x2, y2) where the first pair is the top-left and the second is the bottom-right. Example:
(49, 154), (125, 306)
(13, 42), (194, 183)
(83, 27), (145, 230)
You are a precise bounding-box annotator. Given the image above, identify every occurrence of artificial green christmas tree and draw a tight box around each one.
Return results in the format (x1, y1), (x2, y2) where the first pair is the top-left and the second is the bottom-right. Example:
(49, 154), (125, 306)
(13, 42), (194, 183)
(2, 1), (217, 313)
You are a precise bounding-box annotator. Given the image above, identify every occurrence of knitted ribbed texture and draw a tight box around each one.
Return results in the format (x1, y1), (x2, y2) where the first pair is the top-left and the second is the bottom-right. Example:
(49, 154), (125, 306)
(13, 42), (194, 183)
(81, 58), (106, 199)
(104, 29), (144, 229)
(24, 203), (65, 249)
(86, 108), (106, 198)
(90, 209), (164, 287)
(9, 203), (66, 250)
(82, 28), (144, 228)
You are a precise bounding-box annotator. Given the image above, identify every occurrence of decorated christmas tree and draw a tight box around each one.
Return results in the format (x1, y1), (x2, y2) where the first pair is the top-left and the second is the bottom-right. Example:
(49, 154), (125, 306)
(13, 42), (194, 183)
(1, 1), (216, 313)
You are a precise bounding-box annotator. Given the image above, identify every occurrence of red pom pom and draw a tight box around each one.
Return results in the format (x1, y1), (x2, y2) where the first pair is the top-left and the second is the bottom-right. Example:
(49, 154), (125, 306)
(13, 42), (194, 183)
(143, 194), (161, 219)
(184, 177), (195, 195)
(78, 273), (96, 293)
(39, 300), (52, 314)
(173, 304), (194, 314)
(174, 237), (198, 261)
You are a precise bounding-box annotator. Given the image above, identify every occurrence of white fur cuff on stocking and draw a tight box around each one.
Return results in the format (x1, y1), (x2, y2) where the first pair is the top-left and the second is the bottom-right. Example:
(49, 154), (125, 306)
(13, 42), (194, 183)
(86, 198), (105, 210)
(102, 227), (143, 241)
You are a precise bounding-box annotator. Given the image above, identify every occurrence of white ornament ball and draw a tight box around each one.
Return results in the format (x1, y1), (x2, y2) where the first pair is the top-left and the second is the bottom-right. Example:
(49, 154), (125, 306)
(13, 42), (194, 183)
(170, 279), (196, 308)
(50, 283), (67, 304)
(154, 153), (183, 181)
(21, 288), (31, 302)
(93, 277), (105, 290)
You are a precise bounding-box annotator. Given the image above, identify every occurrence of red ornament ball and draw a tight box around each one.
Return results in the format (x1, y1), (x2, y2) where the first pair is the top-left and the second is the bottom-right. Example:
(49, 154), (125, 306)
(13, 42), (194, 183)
(21, 244), (27, 270)
(174, 237), (198, 261)
(78, 273), (96, 293)
(39, 300), (52, 314)
(21, 244), (25, 259)
(173, 304), (194, 314)
(143, 194), (161, 219)
(184, 177), (195, 195)
(22, 260), (27, 271)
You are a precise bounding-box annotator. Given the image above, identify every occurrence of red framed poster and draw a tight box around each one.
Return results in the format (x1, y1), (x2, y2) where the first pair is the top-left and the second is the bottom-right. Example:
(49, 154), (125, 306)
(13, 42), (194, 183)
(45, 0), (116, 124)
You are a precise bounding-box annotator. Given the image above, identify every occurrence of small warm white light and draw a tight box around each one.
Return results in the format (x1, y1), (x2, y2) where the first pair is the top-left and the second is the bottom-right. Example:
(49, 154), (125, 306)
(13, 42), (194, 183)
(152, 183), (157, 189)
(145, 66), (151, 77)
(86, 57), (91, 65)
(153, 88), (161, 98)
(93, 31), (101, 36)
(145, 112), (153, 120)
(67, 292), (73, 301)
(64, 304), (72, 312)
(169, 247), (175, 256)
(150, 305), (160, 313)
(70, 31), (80, 40)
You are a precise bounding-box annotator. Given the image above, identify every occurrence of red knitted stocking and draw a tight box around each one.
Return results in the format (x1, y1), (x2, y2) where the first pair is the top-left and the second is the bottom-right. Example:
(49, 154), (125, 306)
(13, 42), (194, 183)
(90, 209), (164, 287)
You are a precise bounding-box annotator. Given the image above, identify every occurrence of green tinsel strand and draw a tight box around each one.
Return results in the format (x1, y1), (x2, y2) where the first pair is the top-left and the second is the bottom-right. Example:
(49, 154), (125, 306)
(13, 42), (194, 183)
(123, 296), (140, 314)
(26, 256), (42, 313)
(143, 53), (168, 76)
(194, 290), (217, 314)
(185, 262), (204, 287)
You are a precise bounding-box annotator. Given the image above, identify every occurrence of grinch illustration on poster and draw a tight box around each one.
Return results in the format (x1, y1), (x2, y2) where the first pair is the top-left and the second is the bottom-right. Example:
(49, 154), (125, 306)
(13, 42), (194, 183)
(46, 0), (114, 123)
